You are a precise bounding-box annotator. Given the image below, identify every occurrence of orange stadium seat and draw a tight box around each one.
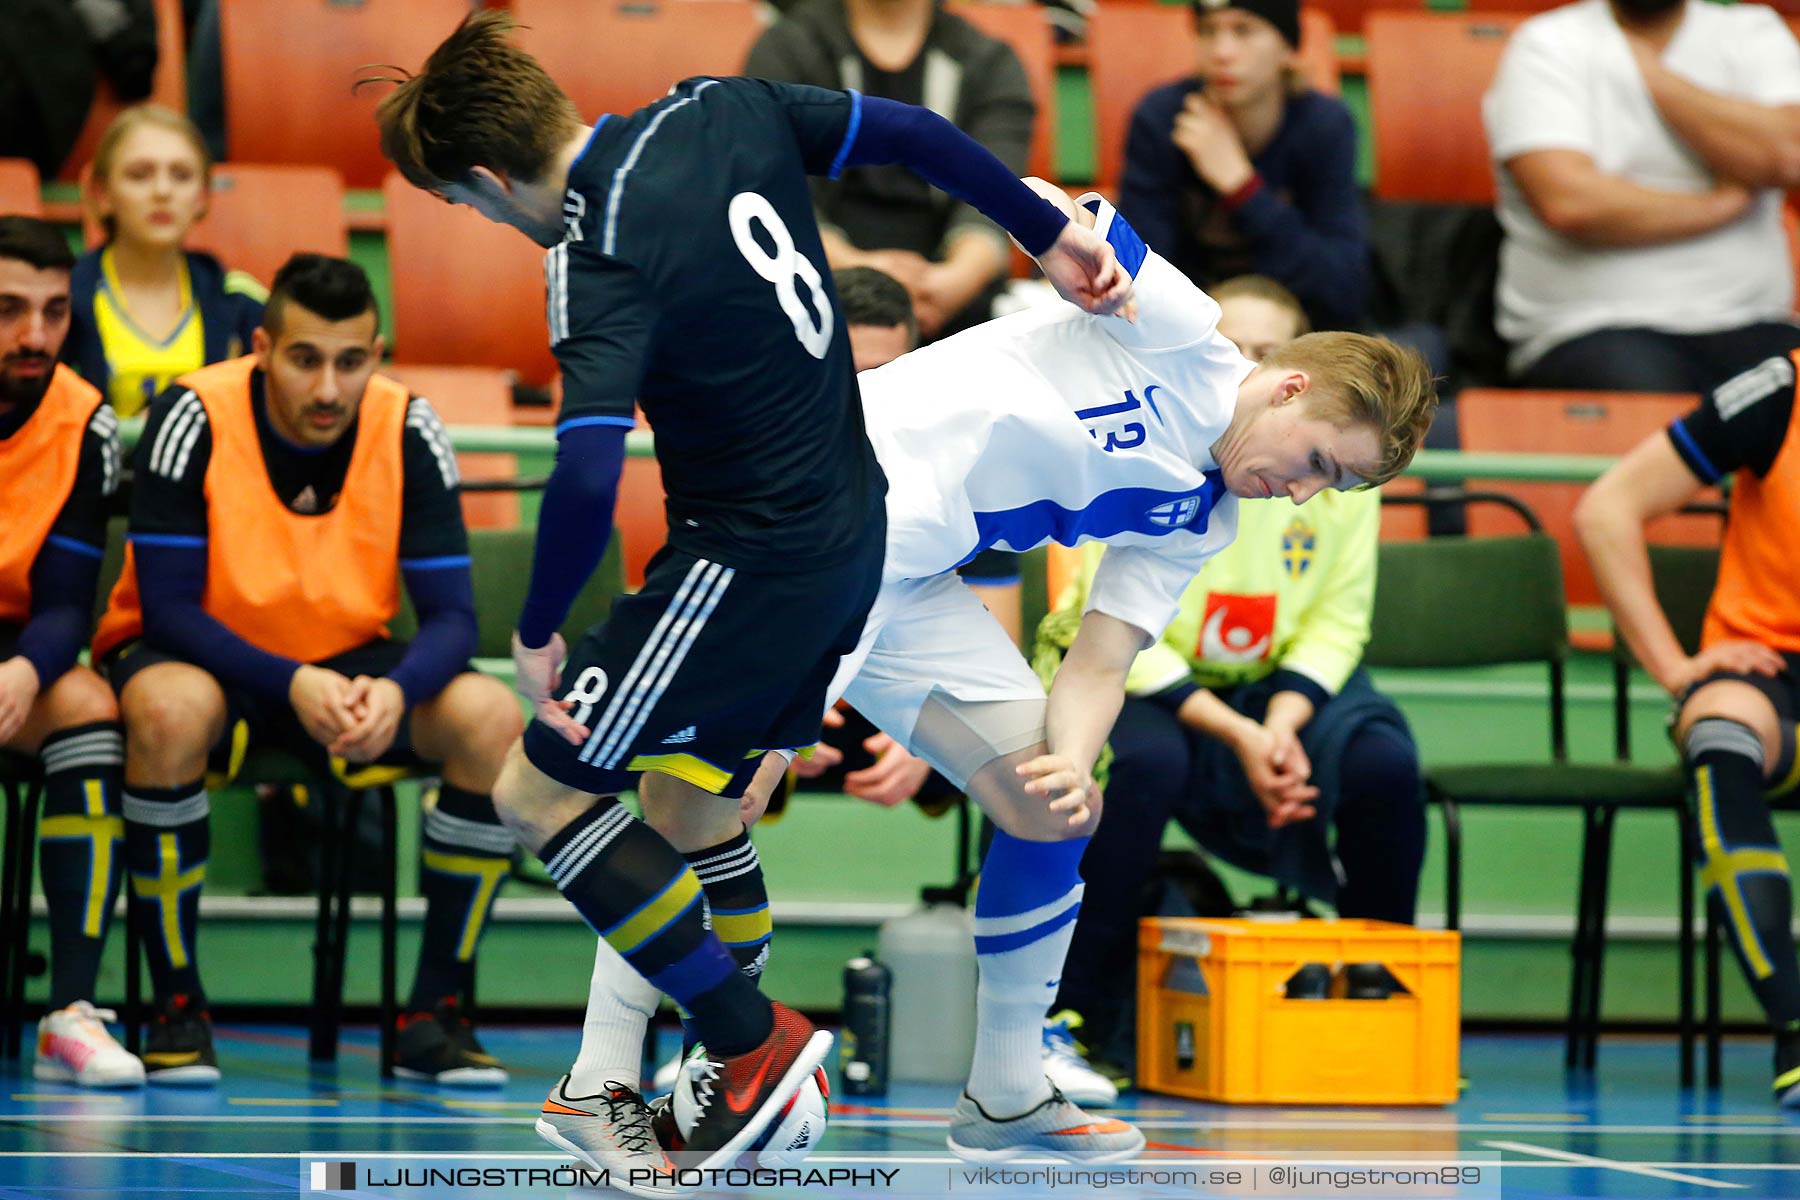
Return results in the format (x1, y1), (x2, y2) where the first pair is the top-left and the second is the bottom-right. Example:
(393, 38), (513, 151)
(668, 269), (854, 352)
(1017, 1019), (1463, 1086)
(80, 164), (348, 290)
(1463, 0), (1580, 10)
(1366, 12), (1522, 204)
(220, 0), (471, 188)
(381, 172), (557, 386)
(1088, 4), (1337, 193)
(0, 161), (42, 217)
(948, 2), (1058, 182)
(381, 364), (521, 530)
(58, 0), (187, 182)
(511, 0), (766, 122)
(1458, 389), (1722, 606)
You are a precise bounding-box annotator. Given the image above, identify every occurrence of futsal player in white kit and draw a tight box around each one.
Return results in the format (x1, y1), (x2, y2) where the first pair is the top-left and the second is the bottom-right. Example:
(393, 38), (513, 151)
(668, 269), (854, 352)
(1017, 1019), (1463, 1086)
(546, 183), (1438, 1171)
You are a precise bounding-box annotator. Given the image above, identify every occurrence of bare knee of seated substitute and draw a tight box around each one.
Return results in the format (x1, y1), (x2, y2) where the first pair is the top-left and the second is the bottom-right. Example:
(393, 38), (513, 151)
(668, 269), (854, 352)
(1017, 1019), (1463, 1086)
(1679, 682), (1783, 764)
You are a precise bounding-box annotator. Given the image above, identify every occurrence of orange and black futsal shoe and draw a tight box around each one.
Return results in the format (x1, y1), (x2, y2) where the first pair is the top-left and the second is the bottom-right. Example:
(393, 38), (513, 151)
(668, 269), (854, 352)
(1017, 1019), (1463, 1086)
(670, 1001), (832, 1169)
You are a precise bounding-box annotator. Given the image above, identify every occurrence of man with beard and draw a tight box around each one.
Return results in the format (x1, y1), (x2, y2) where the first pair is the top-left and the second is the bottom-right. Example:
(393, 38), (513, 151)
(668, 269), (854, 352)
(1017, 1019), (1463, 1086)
(92, 253), (524, 1089)
(1482, 0), (1800, 391)
(0, 215), (136, 1088)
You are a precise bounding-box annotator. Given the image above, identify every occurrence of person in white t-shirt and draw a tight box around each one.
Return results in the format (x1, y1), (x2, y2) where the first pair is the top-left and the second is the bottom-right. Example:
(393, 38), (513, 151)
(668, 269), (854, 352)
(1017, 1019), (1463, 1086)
(553, 183), (1436, 1173)
(1483, 0), (1800, 390)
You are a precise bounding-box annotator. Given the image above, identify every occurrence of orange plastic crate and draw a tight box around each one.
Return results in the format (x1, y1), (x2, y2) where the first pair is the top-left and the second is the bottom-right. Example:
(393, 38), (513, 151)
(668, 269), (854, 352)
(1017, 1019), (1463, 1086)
(1137, 917), (1460, 1105)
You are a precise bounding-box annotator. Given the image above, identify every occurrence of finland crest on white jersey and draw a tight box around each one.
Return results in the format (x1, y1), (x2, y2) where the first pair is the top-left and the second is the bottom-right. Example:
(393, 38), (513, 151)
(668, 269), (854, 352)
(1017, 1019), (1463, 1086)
(854, 195), (1254, 638)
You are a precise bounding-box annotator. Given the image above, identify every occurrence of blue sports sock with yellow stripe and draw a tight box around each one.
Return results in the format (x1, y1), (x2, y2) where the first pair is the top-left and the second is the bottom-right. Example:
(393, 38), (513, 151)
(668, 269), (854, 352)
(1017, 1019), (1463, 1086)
(1686, 718), (1800, 1047)
(690, 829), (772, 978)
(671, 829), (773, 1055)
(124, 780), (210, 1001)
(38, 722), (126, 1009)
(537, 800), (772, 1056)
(410, 783), (513, 1012)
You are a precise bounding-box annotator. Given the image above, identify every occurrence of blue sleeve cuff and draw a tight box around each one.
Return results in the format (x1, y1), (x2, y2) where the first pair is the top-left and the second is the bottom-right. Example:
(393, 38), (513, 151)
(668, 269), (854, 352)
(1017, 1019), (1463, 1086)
(1667, 419), (1721, 484)
(1145, 680), (1200, 715)
(1084, 198), (1148, 279)
(828, 88), (864, 180)
(1266, 668), (1331, 713)
(556, 414), (638, 438)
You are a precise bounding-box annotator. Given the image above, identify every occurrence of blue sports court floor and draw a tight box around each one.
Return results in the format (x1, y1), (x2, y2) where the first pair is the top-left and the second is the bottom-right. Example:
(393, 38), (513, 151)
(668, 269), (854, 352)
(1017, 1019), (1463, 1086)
(1, 1025), (1795, 1198)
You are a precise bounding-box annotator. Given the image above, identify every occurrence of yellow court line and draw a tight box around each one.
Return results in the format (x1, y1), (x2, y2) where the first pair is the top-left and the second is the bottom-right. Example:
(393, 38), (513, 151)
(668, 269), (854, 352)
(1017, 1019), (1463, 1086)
(226, 1097), (340, 1107)
(438, 1100), (542, 1111)
(1482, 1113), (1589, 1122)
(1281, 1111), (1389, 1120)
(1683, 1114), (1785, 1124)
(11, 1093), (126, 1103)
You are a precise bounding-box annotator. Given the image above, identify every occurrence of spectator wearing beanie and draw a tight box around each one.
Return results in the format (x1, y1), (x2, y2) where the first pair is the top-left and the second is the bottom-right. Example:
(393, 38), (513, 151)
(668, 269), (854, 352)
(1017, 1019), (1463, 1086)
(1116, 0), (1369, 332)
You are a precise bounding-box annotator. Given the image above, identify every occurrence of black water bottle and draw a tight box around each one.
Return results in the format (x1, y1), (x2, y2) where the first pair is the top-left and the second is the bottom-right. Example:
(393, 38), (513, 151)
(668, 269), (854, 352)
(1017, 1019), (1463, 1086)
(840, 954), (891, 1095)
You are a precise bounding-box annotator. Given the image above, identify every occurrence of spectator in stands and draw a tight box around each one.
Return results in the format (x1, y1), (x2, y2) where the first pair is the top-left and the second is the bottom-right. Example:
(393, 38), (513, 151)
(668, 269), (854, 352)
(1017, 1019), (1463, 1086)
(839, 262), (919, 374)
(0, 216), (138, 1089)
(1576, 352), (1800, 1108)
(1214, 273), (1308, 363)
(0, 0), (159, 177)
(1117, 0), (1368, 332)
(1484, 0), (1800, 391)
(1028, 278), (1422, 1101)
(63, 105), (263, 418)
(746, 0), (1035, 338)
(92, 254), (522, 1087)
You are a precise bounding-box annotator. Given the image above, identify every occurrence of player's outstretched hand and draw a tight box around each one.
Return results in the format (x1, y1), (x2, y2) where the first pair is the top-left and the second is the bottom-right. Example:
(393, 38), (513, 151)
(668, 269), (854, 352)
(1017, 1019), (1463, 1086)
(1017, 753), (1101, 829)
(1036, 222), (1136, 321)
(511, 631), (589, 746)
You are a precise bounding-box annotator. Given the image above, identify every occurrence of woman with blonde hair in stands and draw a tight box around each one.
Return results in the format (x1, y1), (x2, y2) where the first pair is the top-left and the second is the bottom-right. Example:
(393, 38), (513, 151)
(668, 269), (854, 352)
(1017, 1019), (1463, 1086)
(63, 105), (264, 418)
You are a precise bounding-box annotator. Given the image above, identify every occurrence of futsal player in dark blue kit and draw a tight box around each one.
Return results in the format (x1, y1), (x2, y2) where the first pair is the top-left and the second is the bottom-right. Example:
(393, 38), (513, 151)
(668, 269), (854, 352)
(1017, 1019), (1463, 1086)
(374, 11), (1131, 1181)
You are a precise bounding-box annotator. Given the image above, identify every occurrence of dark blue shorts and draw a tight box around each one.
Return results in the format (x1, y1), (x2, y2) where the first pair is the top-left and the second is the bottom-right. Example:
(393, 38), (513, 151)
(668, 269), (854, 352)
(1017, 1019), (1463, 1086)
(523, 534), (885, 800)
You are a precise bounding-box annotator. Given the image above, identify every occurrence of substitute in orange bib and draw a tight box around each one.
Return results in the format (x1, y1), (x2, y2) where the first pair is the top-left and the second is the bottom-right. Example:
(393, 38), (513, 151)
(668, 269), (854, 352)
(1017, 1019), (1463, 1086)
(0, 216), (138, 1089)
(94, 254), (522, 1088)
(1577, 349), (1800, 1108)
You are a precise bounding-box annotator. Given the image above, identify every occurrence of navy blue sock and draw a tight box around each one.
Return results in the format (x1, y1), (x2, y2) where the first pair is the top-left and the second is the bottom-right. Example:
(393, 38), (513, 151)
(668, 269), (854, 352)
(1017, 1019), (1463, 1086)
(537, 801), (772, 1056)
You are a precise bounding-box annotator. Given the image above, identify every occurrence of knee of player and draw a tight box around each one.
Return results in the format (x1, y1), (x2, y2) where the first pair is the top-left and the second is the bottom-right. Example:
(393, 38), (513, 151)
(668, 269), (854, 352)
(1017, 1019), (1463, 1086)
(1677, 684), (1782, 766)
(119, 668), (225, 756)
(488, 742), (542, 829)
(428, 673), (523, 766)
(41, 665), (120, 729)
(992, 790), (1100, 843)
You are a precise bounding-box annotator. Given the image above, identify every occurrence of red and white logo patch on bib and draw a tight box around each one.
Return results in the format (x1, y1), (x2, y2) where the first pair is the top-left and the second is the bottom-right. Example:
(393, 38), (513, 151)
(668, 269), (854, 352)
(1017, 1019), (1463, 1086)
(1198, 592), (1277, 663)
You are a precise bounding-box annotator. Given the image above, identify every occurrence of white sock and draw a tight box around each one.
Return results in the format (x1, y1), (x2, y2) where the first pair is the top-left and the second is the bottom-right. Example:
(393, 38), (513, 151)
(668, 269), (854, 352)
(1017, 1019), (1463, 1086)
(966, 894), (1082, 1115)
(567, 937), (661, 1097)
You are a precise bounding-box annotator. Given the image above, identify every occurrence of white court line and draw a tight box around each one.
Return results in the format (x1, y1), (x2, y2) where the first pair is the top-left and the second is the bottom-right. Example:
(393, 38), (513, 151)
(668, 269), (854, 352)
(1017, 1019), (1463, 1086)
(0, 1150), (1797, 1176)
(5, 1113), (1800, 1137)
(1484, 1140), (1745, 1190)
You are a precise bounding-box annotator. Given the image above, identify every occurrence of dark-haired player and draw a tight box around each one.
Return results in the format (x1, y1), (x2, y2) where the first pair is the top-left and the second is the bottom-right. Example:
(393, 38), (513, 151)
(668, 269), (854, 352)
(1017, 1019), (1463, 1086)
(372, 10), (1132, 1178)
(95, 254), (523, 1088)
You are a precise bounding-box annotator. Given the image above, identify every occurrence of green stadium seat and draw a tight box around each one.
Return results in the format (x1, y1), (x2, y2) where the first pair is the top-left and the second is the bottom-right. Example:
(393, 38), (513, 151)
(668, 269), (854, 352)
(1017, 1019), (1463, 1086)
(1368, 493), (1694, 1080)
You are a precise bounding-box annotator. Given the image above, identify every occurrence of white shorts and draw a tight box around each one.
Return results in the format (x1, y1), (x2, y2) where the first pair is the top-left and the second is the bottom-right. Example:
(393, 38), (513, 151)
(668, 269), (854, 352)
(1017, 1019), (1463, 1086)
(827, 572), (1048, 788)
